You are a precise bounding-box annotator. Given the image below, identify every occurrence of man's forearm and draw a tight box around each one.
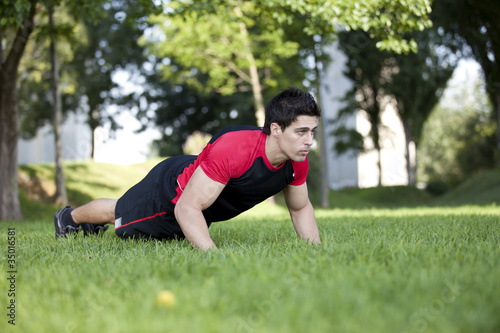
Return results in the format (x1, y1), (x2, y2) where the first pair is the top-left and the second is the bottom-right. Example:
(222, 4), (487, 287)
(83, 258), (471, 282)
(290, 202), (321, 245)
(174, 204), (217, 250)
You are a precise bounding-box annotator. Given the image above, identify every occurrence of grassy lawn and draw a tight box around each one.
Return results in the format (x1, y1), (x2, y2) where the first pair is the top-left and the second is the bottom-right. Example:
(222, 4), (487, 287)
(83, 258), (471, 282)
(1, 161), (499, 333)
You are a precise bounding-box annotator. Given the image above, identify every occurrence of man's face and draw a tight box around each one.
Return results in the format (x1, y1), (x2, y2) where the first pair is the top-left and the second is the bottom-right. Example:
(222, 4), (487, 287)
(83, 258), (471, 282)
(274, 115), (318, 163)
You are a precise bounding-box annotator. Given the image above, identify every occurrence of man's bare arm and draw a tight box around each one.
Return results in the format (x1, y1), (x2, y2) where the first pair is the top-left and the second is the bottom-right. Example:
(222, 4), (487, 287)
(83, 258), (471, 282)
(174, 166), (225, 250)
(283, 183), (321, 245)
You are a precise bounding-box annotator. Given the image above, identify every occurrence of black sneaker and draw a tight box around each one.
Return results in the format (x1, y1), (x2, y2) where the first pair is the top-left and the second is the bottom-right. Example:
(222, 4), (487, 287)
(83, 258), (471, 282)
(54, 206), (81, 239)
(81, 223), (109, 236)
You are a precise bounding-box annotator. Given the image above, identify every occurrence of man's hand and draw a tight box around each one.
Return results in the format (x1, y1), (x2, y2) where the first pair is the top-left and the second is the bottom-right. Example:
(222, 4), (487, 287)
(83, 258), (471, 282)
(174, 166), (225, 250)
(283, 182), (321, 245)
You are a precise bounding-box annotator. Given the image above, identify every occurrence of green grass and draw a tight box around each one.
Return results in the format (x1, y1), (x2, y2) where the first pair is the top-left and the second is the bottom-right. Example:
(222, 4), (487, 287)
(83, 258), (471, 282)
(326, 185), (434, 209)
(1, 161), (499, 332)
(431, 169), (500, 206)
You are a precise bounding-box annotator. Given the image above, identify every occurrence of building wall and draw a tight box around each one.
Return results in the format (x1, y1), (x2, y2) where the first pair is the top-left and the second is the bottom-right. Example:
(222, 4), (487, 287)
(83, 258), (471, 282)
(356, 100), (408, 188)
(320, 41), (358, 189)
(321, 41), (408, 188)
(18, 111), (92, 165)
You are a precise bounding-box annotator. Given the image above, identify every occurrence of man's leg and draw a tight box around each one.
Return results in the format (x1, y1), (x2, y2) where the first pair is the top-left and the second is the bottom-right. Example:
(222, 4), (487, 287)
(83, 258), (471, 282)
(54, 198), (116, 238)
(71, 198), (117, 225)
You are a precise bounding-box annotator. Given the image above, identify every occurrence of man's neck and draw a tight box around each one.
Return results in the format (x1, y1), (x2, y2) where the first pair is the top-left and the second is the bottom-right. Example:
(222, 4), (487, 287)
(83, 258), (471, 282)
(265, 135), (287, 168)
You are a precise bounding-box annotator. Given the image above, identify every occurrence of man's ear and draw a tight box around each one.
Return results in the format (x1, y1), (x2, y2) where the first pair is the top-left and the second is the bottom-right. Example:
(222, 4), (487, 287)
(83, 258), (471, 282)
(270, 122), (281, 137)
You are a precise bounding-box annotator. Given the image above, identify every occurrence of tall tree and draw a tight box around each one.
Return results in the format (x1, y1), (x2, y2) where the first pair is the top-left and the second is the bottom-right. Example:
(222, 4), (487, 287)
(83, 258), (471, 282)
(143, 1), (299, 126)
(419, 74), (495, 185)
(47, 3), (68, 205)
(143, 0), (432, 203)
(1, 0), (123, 220)
(0, 0), (37, 220)
(69, 0), (160, 158)
(133, 57), (256, 156)
(433, 0), (500, 168)
(337, 23), (459, 186)
(387, 28), (459, 185)
(19, 0), (159, 159)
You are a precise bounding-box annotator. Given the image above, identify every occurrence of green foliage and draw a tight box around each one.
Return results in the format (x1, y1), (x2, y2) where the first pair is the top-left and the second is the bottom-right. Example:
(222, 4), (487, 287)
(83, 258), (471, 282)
(148, 82), (256, 156)
(18, 0), (161, 141)
(18, 2), (82, 138)
(432, 0), (500, 167)
(142, 1), (299, 96)
(336, 30), (388, 159)
(336, 10), (460, 184)
(386, 26), (459, 145)
(267, 0), (432, 53)
(329, 125), (365, 158)
(418, 73), (496, 186)
(433, 0), (500, 114)
(140, 0), (433, 136)
(0, 0), (33, 28)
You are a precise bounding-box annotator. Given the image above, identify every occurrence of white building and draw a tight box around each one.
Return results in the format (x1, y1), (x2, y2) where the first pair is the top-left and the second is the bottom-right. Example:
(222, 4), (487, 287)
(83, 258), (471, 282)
(320, 41), (408, 189)
(18, 111), (92, 164)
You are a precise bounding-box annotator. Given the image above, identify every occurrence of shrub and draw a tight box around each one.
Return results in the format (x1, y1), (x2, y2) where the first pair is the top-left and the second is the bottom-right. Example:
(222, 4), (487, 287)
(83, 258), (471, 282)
(425, 180), (451, 196)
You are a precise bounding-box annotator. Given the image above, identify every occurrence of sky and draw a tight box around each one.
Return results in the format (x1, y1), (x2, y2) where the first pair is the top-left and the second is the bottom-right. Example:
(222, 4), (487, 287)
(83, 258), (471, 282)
(93, 111), (161, 165)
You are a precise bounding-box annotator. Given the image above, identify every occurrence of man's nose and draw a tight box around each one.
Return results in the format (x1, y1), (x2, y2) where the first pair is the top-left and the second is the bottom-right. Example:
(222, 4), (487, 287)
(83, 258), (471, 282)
(305, 131), (314, 145)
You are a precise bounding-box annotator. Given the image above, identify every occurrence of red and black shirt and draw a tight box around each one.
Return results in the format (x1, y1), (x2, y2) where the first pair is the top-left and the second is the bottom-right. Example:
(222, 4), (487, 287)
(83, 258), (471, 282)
(160, 126), (309, 223)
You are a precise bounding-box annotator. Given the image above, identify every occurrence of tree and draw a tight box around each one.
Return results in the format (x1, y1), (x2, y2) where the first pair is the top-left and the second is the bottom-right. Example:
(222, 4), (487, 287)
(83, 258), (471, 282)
(337, 18), (460, 186)
(142, 0), (432, 204)
(137, 65), (256, 156)
(385, 27), (459, 185)
(433, 0), (500, 168)
(19, 1), (159, 158)
(47, 3), (68, 205)
(418, 73), (495, 185)
(1, 0), (125, 220)
(143, 1), (299, 126)
(144, 0), (433, 122)
(68, 0), (160, 158)
(337, 31), (391, 186)
(0, 0), (37, 220)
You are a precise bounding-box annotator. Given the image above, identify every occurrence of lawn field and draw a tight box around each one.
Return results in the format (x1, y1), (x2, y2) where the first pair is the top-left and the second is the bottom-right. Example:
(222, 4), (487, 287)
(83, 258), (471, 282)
(1, 161), (499, 333)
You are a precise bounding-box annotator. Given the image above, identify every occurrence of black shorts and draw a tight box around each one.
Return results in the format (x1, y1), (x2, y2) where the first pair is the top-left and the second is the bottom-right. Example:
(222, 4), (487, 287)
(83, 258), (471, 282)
(114, 158), (184, 240)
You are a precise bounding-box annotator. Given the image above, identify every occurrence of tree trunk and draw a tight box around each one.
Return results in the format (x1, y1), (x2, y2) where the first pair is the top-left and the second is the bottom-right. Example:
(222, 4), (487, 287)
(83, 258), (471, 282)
(91, 127), (96, 160)
(233, 7), (265, 126)
(0, 1), (37, 220)
(373, 116), (382, 186)
(497, 87), (500, 169)
(376, 145), (382, 186)
(402, 118), (416, 185)
(89, 108), (100, 160)
(313, 52), (329, 208)
(48, 6), (68, 206)
(316, 117), (330, 208)
(413, 140), (418, 185)
(248, 60), (265, 127)
(0, 73), (23, 221)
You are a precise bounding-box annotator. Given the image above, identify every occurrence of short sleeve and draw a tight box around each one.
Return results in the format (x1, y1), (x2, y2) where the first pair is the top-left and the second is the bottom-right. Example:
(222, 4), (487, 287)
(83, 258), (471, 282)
(289, 157), (309, 186)
(199, 133), (254, 185)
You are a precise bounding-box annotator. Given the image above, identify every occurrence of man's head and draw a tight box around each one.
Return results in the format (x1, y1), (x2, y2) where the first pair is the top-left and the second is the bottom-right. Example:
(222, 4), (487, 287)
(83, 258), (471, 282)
(263, 87), (321, 135)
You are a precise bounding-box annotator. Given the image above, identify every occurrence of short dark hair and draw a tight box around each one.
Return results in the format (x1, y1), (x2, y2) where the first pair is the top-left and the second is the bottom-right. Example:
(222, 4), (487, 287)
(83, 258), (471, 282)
(262, 87), (321, 135)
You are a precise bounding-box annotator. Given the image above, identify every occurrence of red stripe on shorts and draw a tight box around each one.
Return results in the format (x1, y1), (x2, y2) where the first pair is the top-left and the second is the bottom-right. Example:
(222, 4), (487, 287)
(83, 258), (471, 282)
(115, 212), (167, 230)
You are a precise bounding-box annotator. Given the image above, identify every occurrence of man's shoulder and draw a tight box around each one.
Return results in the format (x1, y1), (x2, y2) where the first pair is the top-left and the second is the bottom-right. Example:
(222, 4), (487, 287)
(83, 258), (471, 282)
(209, 125), (263, 144)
